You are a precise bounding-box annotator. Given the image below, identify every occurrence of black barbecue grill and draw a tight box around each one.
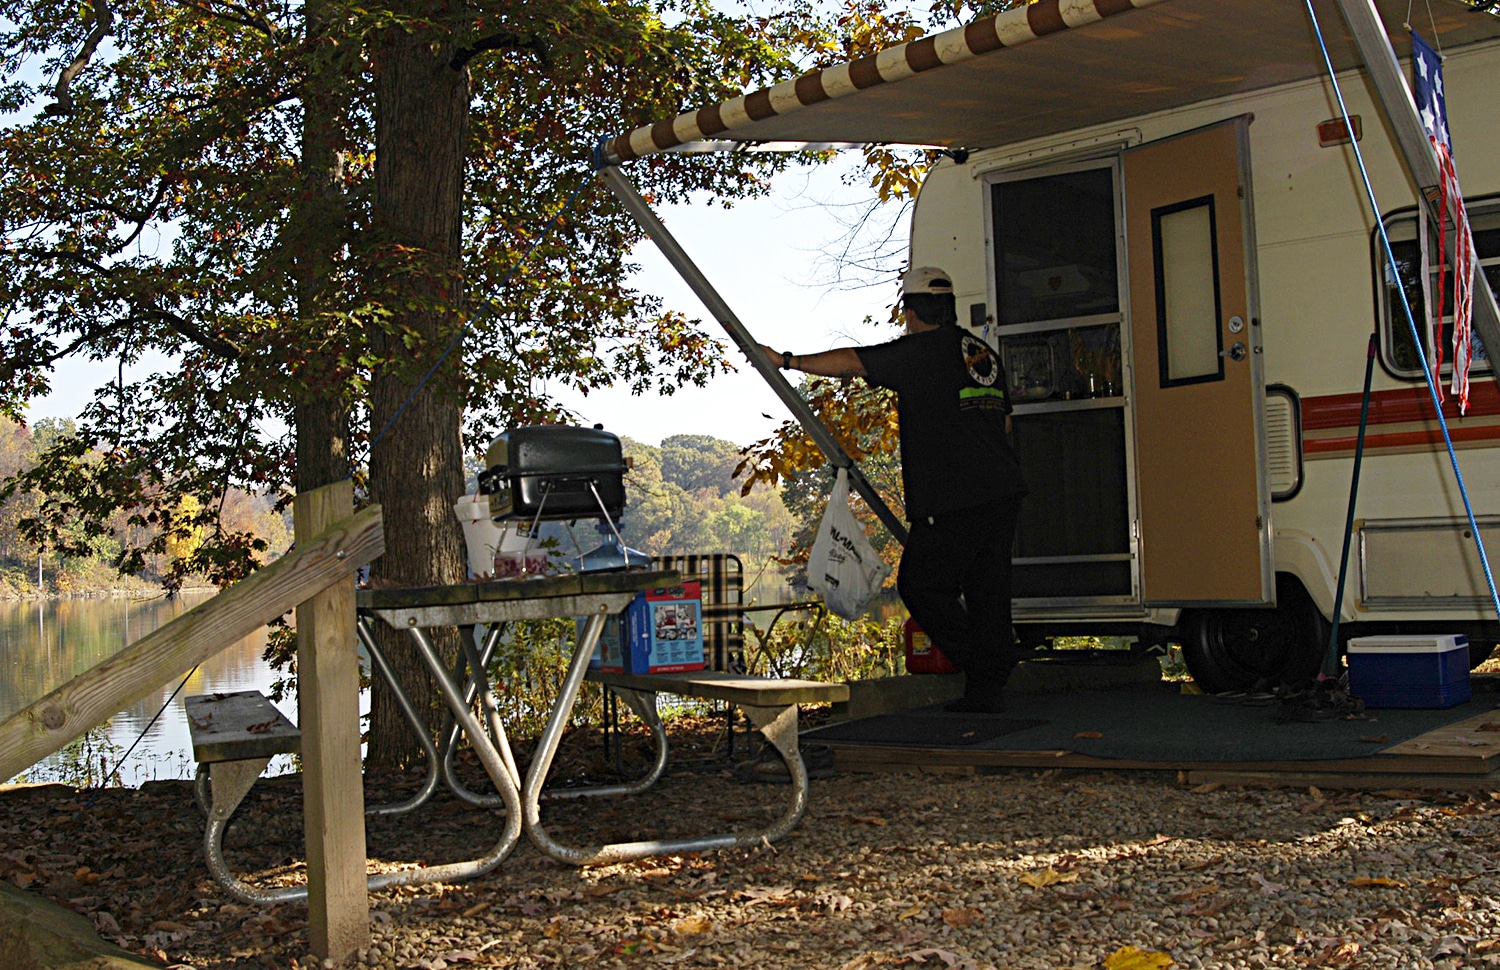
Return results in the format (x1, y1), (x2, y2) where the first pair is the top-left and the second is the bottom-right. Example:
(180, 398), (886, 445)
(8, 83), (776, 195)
(477, 425), (627, 523)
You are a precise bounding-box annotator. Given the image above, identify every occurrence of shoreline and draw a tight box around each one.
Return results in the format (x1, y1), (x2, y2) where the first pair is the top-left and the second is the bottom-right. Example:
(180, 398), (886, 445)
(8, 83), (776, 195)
(0, 585), (219, 603)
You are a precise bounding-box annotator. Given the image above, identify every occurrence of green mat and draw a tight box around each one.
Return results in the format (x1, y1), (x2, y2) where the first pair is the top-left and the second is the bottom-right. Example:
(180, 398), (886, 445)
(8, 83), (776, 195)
(805, 683), (1499, 762)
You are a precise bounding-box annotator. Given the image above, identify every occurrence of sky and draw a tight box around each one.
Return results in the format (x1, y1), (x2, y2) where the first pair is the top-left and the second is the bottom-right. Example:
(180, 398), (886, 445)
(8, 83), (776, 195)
(24, 157), (907, 450)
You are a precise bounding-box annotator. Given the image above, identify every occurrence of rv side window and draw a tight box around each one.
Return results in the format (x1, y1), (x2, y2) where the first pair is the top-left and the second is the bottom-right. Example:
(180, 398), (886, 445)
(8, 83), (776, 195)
(1378, 198), (1500, 380)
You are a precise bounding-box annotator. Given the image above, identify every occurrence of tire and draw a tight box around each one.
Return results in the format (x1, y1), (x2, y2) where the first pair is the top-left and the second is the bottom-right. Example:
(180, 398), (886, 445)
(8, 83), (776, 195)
(1470, 639), (1497, 670)
(1180, 574), (1329, 694)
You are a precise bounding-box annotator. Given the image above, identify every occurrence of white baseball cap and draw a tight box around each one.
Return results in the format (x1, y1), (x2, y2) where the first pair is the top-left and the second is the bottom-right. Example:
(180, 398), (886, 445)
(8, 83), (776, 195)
(901, 266), (953, 296)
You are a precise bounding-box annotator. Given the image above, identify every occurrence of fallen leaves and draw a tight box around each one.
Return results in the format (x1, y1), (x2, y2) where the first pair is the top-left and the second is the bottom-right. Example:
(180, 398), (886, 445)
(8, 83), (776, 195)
(941, 906), (982, 928)
(1018, 867), (1079, 888)
(736, 885), (796, 907)
(1348, 876), (1407, 888)
(671, 915), (712, 935)
(1168, 882), (1218, 903)
(1103, 944), (1175, 968)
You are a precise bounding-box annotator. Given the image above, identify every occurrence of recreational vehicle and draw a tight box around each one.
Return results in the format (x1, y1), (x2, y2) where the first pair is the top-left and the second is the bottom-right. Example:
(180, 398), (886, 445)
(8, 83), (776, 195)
(599, 0), (1500, 692)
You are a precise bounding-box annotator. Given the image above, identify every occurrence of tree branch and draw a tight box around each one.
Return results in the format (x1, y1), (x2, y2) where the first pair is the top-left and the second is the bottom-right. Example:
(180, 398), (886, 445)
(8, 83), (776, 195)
(15, 247), (245, 360)
(450, 32), (550, 70)
(177, 0), (280, 40)
(46, 0), (115, 116)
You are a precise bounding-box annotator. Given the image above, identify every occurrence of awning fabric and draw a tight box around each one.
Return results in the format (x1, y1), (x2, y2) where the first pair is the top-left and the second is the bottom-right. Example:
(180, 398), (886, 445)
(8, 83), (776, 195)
(600, 0), (1500, 166)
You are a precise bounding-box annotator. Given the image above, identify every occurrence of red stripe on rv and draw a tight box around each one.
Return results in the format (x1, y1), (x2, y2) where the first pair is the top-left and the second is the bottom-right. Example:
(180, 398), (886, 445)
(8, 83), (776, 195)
(1302, 382), (1500, 432)
(1304, 423), (1500, 455)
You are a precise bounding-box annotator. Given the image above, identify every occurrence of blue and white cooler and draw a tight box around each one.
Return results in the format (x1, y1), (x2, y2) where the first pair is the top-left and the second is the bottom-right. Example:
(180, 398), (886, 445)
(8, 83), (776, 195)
(1346, 634), (1472, 709)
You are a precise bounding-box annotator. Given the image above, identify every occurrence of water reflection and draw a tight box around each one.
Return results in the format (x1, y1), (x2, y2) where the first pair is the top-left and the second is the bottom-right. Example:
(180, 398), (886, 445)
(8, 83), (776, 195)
(1, 593), (291, 786)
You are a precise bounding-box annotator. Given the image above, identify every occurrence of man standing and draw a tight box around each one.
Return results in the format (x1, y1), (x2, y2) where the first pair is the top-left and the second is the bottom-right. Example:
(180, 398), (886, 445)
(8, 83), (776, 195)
(765, 267), (1027, 713)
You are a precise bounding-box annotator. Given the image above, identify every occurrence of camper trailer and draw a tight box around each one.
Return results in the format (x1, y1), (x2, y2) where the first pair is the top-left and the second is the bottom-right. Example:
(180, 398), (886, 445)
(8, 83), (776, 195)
(907, 35), (1500, 691)
(599, 0), (1500, 691)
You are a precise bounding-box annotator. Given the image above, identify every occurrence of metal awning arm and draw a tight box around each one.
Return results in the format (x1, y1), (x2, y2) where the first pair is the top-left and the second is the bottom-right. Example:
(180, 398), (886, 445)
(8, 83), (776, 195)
(1333, 0), (1500, 382)
(599, 164), (909, 545)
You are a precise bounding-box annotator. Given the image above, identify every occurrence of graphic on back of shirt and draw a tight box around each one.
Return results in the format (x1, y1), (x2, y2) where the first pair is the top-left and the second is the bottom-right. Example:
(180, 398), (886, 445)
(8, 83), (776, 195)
(958, 334), (1009, 412)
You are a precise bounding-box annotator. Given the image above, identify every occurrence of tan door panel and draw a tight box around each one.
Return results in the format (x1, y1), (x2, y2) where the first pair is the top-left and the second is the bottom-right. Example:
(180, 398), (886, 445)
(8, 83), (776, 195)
(1124, 118), (1271, 605)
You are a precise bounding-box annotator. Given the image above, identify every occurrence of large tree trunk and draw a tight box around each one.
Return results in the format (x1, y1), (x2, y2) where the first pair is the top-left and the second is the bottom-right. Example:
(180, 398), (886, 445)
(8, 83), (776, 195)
(293, 0), (351, 493)
(366, 14), (470, 768)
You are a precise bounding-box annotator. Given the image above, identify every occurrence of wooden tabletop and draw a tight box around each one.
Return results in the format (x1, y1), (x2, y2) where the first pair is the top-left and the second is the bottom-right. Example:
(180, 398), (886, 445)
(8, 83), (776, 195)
(357, 568), (679, 611)
(356, 568), (684, 629)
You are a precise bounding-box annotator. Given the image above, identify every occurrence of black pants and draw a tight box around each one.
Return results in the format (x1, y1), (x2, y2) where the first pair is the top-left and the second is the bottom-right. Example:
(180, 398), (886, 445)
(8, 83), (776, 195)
(897, 495), (1024, 694)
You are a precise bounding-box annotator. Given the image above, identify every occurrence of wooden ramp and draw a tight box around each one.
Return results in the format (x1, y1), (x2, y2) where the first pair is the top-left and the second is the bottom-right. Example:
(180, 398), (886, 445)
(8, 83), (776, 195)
(820, 702), (1500, 790)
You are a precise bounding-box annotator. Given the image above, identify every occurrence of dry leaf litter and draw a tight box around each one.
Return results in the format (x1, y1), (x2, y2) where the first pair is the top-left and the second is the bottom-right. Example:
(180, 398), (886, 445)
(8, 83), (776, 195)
(5, 718), (1500, 970)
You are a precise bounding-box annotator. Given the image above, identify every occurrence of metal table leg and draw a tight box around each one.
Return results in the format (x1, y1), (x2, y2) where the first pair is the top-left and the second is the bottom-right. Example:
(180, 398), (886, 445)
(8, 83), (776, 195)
(199, 624), (527, 905)
(439, 622), (517, 807)
(358, 619), (441, 817)
(523, 614), (811, 865)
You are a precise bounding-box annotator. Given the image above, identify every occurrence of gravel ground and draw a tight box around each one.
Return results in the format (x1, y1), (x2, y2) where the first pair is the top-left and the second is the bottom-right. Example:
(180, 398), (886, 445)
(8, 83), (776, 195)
(5, 721), (1500, 970)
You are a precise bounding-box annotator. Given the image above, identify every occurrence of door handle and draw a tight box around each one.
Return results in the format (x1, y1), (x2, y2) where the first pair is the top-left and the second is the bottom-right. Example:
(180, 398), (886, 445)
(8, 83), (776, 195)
(1220, 342), (1247, 362)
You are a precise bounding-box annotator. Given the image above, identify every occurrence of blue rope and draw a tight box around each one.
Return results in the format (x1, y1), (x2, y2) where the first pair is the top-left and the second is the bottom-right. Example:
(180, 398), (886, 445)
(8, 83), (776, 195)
(1303, 0), (1500, 623)
(367, 174), (595, 456)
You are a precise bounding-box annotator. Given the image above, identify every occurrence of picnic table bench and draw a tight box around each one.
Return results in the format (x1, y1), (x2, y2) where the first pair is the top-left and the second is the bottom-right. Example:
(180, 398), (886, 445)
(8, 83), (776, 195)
(579, 669), (848, 856)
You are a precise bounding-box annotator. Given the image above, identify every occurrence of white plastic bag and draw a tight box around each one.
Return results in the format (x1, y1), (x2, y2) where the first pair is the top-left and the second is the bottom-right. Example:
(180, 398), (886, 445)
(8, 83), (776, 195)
(806, 467), (891, 620)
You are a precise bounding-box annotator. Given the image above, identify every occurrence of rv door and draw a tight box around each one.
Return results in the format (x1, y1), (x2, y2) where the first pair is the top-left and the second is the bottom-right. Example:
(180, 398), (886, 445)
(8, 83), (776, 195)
(1123, 117), (1274, 606)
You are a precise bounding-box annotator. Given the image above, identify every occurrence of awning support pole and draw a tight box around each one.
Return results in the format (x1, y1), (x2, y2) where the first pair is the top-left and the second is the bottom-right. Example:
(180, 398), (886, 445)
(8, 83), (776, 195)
(1332, 0), (1500, 383)
(600, 164), (908, 545)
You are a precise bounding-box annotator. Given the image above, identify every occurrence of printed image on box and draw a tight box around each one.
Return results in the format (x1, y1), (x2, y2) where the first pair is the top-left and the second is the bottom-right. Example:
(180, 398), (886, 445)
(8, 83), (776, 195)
(582, 614), (626, 672)
(624, 581), (706, 674)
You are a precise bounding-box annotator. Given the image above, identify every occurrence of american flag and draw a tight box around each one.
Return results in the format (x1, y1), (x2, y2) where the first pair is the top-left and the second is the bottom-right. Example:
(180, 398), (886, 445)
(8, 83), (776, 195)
(1411, 30), (1476, 412)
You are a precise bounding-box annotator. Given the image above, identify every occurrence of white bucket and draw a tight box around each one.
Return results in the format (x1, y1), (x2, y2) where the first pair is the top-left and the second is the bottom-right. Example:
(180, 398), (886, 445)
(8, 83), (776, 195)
(453, 494), (507, 580)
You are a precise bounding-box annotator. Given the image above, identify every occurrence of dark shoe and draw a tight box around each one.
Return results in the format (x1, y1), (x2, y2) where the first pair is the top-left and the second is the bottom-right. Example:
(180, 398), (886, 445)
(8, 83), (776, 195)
(944, 693), (1007, 714)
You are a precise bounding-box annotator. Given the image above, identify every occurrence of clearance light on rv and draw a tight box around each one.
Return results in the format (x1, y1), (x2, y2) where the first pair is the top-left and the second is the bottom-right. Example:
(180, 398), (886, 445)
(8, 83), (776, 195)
(1317, 115), (1363, 148)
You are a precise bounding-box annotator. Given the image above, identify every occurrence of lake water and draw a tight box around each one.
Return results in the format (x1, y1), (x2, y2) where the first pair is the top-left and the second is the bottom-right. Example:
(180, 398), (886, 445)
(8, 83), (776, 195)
(0, 593), (293, 786)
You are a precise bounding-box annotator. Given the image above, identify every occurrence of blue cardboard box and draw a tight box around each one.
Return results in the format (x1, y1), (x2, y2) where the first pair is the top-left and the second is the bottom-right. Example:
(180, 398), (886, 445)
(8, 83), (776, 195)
(624, 581), (705, 674)
(1347, 634), (1471, 709)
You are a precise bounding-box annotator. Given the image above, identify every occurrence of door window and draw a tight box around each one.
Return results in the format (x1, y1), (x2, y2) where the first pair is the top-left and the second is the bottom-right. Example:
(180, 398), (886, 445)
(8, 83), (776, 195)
(1152, 196), (1225, 386)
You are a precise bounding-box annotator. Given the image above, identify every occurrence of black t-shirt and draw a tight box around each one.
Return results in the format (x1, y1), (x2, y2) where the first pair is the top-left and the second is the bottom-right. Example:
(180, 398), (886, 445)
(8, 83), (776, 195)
(856, 326), (1027, 517)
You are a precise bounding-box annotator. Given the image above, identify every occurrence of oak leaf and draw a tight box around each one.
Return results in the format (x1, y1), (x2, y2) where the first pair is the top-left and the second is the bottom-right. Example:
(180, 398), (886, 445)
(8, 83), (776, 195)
(1019, 868), (1079, 888)
(941, 907), (982, 928)
(1103, 945), (1176, 969)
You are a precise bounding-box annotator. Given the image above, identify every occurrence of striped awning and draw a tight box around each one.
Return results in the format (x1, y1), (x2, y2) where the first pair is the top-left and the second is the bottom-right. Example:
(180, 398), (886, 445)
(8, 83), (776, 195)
(599, 0), (1500, 166)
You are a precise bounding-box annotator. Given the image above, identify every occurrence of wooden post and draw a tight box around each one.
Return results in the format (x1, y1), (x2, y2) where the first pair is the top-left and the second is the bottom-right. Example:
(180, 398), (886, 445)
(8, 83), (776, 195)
(295, 481), (370, 960)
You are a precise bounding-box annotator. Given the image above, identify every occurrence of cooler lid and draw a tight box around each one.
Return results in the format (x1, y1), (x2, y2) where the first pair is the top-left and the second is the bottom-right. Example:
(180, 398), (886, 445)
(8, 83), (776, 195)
(1347, 634), (1469, 654)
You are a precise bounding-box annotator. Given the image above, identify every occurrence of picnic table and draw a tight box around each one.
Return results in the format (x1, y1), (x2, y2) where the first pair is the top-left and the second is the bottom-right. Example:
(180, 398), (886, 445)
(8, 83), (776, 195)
(195, 566), (843, 903)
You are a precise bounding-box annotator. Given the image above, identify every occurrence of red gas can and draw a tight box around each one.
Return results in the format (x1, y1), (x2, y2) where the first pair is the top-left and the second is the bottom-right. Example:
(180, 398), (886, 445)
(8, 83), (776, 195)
(903, 617), (957, 674)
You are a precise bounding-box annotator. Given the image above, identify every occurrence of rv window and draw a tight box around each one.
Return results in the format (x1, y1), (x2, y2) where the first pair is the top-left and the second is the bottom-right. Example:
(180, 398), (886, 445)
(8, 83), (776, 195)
(1378, 199), (1500, 380)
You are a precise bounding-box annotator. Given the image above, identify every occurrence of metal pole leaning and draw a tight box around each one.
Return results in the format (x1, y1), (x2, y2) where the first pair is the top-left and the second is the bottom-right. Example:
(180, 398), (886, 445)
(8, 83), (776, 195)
(599, 164), (909, 546)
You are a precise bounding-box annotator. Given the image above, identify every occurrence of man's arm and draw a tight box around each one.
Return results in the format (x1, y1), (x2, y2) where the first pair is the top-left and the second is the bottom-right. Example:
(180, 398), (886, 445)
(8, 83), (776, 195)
(758, 343), (867, 378)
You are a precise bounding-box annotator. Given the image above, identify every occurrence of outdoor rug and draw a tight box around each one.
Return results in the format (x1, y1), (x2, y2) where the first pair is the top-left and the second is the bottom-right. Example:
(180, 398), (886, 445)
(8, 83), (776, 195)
(805, 713), (1047, 747)
(803, 682), (1500, 762)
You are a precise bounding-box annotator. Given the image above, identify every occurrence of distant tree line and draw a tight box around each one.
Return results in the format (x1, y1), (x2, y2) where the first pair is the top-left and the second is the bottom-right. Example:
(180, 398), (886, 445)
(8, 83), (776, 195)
(616, 435), (796, 559)
(0, 417), (290, 597)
